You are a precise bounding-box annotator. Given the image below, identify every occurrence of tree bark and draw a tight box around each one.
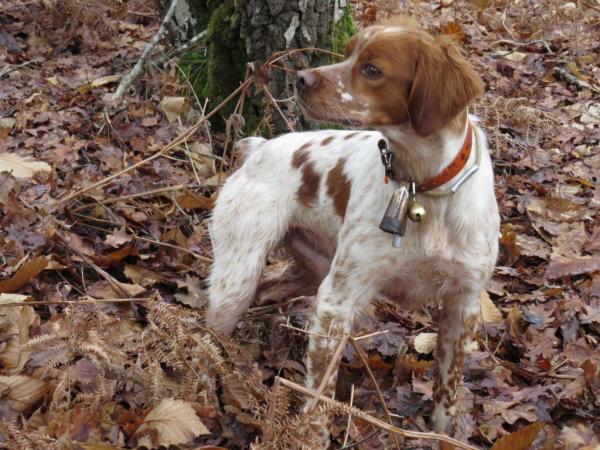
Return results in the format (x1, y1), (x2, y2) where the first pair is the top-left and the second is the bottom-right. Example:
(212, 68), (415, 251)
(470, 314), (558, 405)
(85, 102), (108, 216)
(156, 0), (354, 132)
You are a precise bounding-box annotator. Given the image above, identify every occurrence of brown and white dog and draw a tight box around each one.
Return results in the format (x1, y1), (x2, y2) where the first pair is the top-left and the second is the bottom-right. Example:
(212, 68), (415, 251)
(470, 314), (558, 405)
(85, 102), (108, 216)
(207, 17), (499, 442)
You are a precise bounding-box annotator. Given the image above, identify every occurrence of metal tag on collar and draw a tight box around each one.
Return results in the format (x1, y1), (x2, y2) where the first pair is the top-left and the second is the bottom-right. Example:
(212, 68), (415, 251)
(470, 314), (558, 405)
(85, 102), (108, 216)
(378, 139), (394, 184)
(379, 181), (410, 248)
(449, 163), (480, 193)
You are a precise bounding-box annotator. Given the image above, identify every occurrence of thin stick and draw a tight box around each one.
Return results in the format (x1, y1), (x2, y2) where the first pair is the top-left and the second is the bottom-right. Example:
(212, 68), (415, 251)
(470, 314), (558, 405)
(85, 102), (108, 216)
(342, 384), (355, 447)
(69, 184), (186, 213)
(0, 59), (43, 78)
(113, 0), (180, 100)
(262, 85), (295, 132)
(353, 329), (389, 341)
(131, 234), (212, 263)
(350, 337), (402, 450)
(276, 377), (477, 450)
(307, 334), (349, 411)
(0, 298), (150, 308)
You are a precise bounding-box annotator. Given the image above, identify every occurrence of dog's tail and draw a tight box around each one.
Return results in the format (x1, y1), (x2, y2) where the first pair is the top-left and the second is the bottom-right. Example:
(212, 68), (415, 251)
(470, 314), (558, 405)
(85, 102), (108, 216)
(235, 136), (267, 163)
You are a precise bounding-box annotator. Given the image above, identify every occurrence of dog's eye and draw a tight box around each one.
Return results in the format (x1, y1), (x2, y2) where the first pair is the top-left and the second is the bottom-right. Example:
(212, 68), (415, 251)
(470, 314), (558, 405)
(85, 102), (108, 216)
(362, 63), (382, 79)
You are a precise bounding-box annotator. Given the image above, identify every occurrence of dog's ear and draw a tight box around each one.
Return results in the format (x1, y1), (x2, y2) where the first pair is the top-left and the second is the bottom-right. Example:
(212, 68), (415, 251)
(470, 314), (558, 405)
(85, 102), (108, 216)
(408, 36), (483, 137)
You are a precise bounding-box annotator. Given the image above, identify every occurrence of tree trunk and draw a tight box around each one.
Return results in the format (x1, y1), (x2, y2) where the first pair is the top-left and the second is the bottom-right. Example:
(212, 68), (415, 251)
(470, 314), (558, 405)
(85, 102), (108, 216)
(156, 0), (354, 132)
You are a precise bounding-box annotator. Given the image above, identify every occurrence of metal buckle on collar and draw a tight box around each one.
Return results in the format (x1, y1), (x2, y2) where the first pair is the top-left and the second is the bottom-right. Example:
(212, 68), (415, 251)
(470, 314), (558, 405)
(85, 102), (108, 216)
(378, 139), (394, 184)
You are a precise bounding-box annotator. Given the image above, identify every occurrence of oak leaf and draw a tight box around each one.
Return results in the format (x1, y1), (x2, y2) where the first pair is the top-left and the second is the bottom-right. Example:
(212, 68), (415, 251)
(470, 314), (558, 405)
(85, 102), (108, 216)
(135, 398), (209, 448)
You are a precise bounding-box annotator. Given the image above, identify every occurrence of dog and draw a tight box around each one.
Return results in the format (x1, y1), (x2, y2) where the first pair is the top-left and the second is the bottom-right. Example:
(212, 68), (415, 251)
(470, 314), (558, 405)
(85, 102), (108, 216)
(207, 17), (500, 442)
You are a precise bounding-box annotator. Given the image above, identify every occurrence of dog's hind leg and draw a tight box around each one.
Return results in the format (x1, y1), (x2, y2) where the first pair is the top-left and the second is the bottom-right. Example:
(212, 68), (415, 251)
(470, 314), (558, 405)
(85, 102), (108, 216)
(206, 173), (292, 335)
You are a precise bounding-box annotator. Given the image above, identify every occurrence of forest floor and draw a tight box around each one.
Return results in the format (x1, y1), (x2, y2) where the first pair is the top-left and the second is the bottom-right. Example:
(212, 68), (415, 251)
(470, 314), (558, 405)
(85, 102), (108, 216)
(1, 0), (599, 449)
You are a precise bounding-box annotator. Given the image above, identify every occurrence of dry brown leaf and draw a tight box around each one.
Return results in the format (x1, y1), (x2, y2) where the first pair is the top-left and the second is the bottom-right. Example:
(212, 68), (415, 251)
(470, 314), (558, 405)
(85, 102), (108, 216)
(135, 398), (209, 448)
(0, 257), (49, 293)
(414, 332), (437, 354)
(480, 291), (503, 324)
(124, 264), (160, 287)
(0, 153), (51, 179)
(221, 374), (251, 409)
(545, 256), (600, 279)
(0, 293), (36, 374)
(189, 142), (216, 179)
(0, 375), (48, 413)
(176, 191), (214, 210)
(490, 422), (544, 450)
(90, 74), (121, 88)
(160, 96), (189, 122)
(527, 197), (587, 222)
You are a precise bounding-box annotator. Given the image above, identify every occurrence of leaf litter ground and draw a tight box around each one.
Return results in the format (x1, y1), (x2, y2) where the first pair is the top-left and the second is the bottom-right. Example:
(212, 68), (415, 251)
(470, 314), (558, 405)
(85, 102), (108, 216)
(0, 0), (599, 449)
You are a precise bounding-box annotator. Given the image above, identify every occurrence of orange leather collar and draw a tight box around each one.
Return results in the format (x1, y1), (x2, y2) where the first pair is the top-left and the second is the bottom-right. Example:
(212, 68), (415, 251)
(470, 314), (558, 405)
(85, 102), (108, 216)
(416, 121), (473, 192)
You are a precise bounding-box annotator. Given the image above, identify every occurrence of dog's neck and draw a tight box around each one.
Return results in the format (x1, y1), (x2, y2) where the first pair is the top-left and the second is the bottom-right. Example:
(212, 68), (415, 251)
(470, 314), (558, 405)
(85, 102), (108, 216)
(379, 111), (471, 186)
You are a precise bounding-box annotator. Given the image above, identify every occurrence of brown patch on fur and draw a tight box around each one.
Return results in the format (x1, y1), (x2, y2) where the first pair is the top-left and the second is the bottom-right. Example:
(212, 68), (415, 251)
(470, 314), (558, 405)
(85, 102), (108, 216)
(326, 158), (351, 219)
(291, 145), (311, 168)
(344, 132), (360, 140)
(292, 147), (321, 207)
(321, 136), (335, 146)
(298, 161), (320, 207)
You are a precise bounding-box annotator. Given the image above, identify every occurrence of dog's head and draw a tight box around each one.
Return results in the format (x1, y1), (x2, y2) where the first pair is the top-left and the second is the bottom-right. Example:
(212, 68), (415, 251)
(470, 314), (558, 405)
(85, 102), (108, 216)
(295, 17), (483, 137)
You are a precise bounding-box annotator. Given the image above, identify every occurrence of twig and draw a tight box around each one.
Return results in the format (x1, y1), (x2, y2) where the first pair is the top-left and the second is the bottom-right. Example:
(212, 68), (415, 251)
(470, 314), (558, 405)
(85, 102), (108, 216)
(262, 85), (295, 132)
(113, 0), (180, 100)
(492, 38), (553, 53)
(353, 329), (389, 341)
(342, 384), (355, 447)
(0, 59), (43, 78)
(307, 334), (349, 410)
(69, 184), (186, 213)
(349, 337), (402, 450)
(131, 233), (212, 263)
(155, 30), (208, 65)
(276, 377), (478, 450)
(0, 298), (151, 308)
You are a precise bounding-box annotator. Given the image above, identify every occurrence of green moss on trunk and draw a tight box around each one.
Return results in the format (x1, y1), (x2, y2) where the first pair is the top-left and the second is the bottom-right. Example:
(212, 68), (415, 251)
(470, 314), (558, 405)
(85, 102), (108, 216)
(180, 3), (355, 133)
(180, 0), (247, 131)
(329, 6), (355, 57)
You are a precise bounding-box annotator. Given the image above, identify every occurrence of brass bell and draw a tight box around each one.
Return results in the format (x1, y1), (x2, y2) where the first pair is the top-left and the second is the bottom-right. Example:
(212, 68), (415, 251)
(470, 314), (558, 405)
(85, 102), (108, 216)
(408, 199), (426, 222)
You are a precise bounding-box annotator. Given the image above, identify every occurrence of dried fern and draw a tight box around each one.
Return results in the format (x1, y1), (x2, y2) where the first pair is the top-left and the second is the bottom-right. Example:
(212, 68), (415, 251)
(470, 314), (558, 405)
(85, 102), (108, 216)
(472, 96), (558, 152)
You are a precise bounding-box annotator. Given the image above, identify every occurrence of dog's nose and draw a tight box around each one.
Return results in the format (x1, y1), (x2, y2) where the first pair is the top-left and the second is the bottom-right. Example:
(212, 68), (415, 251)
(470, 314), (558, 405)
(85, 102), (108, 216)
(296, 70), (318, 91)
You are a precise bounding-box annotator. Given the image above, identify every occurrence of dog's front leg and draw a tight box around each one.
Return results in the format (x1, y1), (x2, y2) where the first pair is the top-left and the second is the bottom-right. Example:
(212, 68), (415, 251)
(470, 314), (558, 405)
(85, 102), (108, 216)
(301, 249), (378, 448)
(432, 292), (479, 434)
(301, 274), (351, 448)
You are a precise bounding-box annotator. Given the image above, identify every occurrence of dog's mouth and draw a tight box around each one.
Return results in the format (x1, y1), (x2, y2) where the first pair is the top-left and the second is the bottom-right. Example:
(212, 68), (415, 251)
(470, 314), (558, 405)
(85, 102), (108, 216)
(296, 95), (364, 128)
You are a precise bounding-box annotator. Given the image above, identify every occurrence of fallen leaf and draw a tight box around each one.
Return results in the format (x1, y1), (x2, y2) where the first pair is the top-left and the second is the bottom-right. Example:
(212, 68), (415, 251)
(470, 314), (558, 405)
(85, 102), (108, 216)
(160, 96), (189, 123)
(90, 74), (121, 88)
(135, 398), (209, 448)
(0, 293), (37, 374)
(481, 290), (503, 324)
(0, 257), (49, 293)
(221, 374), (250, 409)
(490, 422), (544, 450)
(0, 153), (51, 179)
(545, 256), (600, 279)
(176, 191), (213, 210)
(527, 197), (587, 222)
(0, 375), (48, 413)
